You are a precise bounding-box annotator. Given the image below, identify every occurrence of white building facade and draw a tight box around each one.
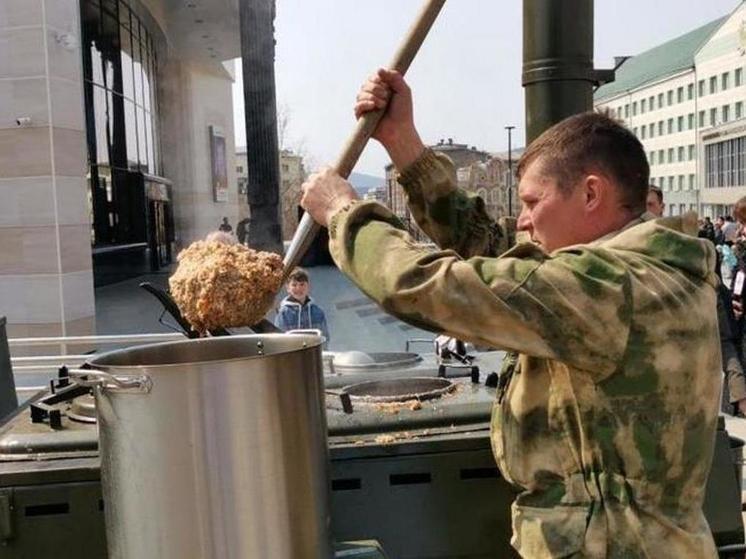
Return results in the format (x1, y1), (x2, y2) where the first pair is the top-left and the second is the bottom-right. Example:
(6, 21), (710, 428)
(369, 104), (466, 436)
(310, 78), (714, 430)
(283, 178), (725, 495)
(595, 2), (746, 218)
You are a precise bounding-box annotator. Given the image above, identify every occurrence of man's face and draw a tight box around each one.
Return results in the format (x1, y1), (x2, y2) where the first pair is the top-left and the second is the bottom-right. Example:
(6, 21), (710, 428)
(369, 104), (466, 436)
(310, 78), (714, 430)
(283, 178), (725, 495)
(288, 279), (309, 301)
(646, 191), (664, 217)
(516, 159), (588, 253)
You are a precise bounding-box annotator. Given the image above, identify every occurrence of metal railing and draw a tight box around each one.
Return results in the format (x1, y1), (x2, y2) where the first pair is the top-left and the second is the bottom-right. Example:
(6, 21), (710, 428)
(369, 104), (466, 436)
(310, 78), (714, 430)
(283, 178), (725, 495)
(9, 332), (184, 394)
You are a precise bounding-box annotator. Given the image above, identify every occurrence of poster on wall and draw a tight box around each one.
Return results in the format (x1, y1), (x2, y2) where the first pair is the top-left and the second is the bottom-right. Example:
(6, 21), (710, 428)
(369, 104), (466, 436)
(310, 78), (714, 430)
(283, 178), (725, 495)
(210, 125), (228, 203)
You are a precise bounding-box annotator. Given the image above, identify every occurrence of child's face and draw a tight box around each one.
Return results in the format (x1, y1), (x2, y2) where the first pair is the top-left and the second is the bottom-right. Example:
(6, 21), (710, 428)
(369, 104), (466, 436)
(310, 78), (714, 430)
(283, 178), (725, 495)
(288, 279), (310, 301)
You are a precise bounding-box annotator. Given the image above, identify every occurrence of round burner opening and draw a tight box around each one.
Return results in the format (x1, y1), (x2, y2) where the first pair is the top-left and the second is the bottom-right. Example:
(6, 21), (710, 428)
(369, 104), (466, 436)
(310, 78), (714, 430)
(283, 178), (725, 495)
(342, 377), (455, 403)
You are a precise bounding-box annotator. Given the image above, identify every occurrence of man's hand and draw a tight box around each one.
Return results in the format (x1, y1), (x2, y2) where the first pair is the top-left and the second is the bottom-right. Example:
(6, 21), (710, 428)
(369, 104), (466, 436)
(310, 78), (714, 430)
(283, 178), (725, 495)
(300, 168), (359, 228)
(355, 68), (425, 170)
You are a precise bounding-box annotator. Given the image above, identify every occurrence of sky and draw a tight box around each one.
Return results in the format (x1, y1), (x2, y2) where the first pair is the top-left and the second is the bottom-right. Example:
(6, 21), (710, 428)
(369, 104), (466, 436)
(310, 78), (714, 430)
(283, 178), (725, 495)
(232, 0), (743, 178)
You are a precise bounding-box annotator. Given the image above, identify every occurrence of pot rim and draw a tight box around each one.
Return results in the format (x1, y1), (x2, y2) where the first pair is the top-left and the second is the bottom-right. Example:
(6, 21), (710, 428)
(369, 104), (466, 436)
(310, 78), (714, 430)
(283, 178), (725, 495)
(85, 333), (323, 370)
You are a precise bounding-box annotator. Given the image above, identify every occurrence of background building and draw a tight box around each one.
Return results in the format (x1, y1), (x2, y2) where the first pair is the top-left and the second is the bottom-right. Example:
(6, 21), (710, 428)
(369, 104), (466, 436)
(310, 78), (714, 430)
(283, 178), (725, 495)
(1, 0), (244, 339)
(236, 148), (305, 241)
(385, 139), (492, 238)
(595, 2), (746, 217)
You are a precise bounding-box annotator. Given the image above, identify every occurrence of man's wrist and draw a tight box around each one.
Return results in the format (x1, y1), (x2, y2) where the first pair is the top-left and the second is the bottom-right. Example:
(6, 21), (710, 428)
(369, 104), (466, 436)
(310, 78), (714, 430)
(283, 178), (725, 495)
(384, 127), (425, 171)
(324, 194), (358, 228)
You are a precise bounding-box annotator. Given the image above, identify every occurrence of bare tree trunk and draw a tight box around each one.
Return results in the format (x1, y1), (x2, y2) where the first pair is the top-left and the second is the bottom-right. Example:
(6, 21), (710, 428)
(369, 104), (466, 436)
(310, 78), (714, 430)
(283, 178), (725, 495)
(239, 0), (283, 254)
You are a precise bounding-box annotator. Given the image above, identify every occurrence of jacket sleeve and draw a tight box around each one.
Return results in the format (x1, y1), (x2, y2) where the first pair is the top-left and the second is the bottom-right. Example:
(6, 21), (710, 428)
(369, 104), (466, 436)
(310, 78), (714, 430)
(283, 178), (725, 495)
(397, 149), (513, 258)
(319, 314), (330, 346)
(274, 307), (290, 332)
(328, 201), (630, 378)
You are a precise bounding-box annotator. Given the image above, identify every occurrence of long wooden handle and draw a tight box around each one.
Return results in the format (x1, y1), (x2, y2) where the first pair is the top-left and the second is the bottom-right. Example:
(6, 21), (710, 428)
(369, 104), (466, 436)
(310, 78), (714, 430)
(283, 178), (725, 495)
(283, 0), (448, 279)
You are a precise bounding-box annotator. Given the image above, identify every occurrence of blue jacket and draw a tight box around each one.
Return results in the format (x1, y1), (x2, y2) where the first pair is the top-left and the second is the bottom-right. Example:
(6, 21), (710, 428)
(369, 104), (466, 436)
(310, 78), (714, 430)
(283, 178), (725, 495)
(274, 296), (330, 345)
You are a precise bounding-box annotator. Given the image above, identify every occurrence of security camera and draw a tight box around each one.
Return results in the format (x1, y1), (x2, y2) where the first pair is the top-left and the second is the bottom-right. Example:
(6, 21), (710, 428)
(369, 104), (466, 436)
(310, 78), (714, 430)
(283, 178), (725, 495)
(16, 117), (31, 127)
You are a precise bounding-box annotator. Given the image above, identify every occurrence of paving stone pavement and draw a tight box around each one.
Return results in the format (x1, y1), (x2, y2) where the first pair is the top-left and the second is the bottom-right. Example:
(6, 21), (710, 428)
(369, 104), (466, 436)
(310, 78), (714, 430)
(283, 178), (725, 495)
(95, 265), (435, 353)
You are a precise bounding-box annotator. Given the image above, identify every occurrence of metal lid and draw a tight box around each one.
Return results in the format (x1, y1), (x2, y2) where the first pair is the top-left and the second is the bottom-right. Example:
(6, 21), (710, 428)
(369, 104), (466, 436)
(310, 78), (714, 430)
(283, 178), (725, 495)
(67, 394), (97, 424)
(332, 352), (422, 372)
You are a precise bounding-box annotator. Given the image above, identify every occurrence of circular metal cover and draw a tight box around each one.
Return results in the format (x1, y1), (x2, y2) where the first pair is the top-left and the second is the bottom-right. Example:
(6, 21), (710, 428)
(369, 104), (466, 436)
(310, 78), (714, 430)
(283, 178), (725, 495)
(333, 351), (422, 372)
(67, 394), (97, 423)
(342, 377), (455, 403)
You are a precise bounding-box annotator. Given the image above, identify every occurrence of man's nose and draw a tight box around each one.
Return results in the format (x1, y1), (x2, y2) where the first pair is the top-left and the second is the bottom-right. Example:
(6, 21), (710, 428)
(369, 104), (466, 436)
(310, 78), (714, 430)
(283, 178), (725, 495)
(516, 208), (531, 232)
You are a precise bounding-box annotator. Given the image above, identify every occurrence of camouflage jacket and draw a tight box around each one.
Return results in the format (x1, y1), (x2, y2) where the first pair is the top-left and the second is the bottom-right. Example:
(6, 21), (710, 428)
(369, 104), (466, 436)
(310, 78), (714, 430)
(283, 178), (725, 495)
(328, 149), (721, 558)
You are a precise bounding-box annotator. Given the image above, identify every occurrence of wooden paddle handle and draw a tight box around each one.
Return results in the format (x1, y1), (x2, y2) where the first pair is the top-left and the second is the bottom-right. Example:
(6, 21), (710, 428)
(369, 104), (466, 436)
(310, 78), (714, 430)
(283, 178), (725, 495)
(283, 0), (448, 278)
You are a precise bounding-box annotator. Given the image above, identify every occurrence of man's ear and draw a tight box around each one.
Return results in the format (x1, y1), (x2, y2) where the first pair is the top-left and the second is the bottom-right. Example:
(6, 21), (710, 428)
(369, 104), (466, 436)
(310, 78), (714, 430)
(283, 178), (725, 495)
(583, 174), (606, 212)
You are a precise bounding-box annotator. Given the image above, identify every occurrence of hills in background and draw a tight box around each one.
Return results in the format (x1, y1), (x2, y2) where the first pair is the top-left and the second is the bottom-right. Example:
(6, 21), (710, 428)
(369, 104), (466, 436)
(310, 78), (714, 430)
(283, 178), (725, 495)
(349, 172), (384, 195)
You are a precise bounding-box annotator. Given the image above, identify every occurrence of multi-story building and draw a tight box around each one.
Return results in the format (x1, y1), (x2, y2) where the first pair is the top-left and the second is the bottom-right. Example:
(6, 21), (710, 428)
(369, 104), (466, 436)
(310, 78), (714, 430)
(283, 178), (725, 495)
(456, 157), (510, 220)
(384, 139), (491, 235)
(594, 2), (746, 217)
(236, 148), (305, 240)
(363, 186), (387, 204)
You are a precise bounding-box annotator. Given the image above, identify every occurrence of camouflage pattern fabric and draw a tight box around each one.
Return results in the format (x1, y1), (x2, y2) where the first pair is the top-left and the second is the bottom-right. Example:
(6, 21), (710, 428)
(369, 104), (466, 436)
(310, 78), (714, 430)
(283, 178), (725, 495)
(328, 149), (721, 558)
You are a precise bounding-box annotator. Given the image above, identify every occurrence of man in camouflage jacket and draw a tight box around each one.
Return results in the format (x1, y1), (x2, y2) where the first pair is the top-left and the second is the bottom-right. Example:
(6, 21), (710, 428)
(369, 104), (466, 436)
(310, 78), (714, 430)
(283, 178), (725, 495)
(301, 70), (721, 558)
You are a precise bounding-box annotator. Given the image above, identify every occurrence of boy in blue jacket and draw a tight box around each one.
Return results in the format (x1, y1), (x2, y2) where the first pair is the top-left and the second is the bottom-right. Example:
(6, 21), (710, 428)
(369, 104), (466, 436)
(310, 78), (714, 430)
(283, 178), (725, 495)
(274, 268), (330, 346)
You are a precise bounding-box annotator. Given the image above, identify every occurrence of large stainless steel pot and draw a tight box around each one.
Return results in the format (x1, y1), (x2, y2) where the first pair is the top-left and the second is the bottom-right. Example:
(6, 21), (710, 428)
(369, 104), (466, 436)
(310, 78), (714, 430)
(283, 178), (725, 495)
(70, 334), (331, 559)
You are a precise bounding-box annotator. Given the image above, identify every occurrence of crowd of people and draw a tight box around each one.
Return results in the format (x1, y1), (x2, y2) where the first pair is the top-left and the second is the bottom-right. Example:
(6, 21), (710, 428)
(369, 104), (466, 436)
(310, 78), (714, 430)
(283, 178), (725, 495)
(663, 196), (746, 417)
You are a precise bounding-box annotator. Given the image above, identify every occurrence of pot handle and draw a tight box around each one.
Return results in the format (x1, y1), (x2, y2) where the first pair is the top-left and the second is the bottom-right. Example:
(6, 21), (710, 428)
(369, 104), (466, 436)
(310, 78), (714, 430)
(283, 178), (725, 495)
(67, 368), (153, 394)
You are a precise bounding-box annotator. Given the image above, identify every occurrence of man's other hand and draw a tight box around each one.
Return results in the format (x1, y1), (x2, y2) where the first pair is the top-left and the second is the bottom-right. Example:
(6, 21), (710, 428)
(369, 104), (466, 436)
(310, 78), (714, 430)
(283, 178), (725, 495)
(300, 168), (359, 228)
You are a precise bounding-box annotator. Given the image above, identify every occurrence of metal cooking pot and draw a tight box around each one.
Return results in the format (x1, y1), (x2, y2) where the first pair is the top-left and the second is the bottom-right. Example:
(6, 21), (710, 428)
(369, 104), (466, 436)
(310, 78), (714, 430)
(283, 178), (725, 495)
(69, 334), (331, 559)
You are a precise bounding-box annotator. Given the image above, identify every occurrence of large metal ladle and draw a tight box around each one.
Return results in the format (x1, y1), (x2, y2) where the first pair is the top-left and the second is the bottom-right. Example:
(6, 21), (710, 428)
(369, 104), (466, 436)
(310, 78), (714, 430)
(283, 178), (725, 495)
(281, 0), (448, 283)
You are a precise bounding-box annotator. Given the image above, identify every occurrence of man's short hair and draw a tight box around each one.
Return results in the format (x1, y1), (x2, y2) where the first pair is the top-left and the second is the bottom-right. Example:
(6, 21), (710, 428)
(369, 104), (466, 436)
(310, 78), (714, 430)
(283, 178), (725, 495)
(516, 112), (650, 214)
(288, 267), (309, 283)
(648, 185), (663, 204)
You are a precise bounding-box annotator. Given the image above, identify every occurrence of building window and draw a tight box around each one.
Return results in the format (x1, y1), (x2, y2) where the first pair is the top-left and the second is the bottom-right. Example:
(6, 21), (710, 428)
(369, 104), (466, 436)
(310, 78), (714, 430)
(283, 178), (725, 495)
(649, 95), (655, 111)
(688, 145), (695, 161)
(689, 174), (695, 190)
(688, 113), (695, 129)
(687, 83), (694, 100)
(678, 175), (685, 190)
(641, 99), (646, 113)
(641, 126), (646, 139)
(658, 92), (664, 107)
(236, 165), (243, 173)
(668, 148), (675, 163)
(698, 80), (705, 97)
(678, 146), (685, 161)
(667, 118), (674, 134)
(668, 176), (674, 190)
(632, 101), (638, 116)
(722, 72), (730, 90)
(81, 0), (163, 247)
(736, 68), (743, 87)
(658, 149), (665, 163)
(650, 151), (656, 165)
(677, 87), (684, 103)
(699, 110), (705, 127)
(723, 105), (730, 123)
(624, 104), (629, 118)
(710, 76), (717, 94)
(710, 107), (718, 126)
(677, 115), (684, 132)
(705, 136), (746, 189)
(667, 90), (674, 105)
(737, 102), (744, 120)
(658, 121), (664, 136)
